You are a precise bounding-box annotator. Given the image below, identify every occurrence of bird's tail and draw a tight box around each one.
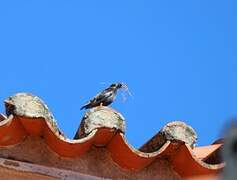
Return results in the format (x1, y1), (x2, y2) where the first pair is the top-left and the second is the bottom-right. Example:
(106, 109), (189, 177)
(80, 103), (89, 110)
(80, 105), (86, 110)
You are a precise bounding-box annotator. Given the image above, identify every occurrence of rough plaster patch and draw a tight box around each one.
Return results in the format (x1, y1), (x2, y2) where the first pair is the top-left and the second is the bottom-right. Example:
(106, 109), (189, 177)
(76, 107), (126, 138)
(161, 121), (197, 148)
(4, 93), (58, 131)
(4, 160), (20, 167)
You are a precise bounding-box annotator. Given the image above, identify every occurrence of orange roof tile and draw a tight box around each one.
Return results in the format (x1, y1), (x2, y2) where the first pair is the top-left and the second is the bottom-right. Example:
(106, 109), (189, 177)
(0, 113), (224, 178)
(0, 92), (225, 179)
(193, 144), (222, 160)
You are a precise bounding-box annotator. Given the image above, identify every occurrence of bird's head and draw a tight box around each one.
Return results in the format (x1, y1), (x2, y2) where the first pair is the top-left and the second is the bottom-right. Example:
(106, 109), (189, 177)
(110, 82), (133, 99)
(110, 83), (127, 89)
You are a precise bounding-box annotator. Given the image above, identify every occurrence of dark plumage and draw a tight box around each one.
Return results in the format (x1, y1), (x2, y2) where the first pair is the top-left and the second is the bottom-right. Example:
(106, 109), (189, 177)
(80, 83), (124, 110)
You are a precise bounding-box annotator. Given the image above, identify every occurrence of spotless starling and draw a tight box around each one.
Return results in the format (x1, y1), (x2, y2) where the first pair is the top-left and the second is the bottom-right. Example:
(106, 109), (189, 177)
(80, 83), (127, 110)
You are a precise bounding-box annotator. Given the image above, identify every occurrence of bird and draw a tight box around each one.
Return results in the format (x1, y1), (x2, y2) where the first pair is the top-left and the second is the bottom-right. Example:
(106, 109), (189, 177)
(80, 83), (126, 110)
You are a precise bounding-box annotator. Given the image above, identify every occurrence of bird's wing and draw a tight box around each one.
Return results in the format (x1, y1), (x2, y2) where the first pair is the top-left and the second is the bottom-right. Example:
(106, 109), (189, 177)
(81, 89), (113, 109)
(90, 90), (113, 104)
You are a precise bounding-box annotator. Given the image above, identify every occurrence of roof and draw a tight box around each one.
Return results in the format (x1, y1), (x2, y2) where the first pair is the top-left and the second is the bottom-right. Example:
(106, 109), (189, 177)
(0, 93), (224, 179)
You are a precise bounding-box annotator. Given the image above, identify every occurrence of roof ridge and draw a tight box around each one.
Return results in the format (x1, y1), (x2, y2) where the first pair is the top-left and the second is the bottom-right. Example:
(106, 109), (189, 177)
(0, 92), (224, 178)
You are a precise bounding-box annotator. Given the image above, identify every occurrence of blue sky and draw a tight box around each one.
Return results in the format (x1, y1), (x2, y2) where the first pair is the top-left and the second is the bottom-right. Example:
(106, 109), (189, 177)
(0, 1), (237, 147)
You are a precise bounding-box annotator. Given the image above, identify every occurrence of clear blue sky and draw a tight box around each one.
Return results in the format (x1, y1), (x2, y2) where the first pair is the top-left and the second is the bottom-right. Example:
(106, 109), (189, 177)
(0, 1), (237, 147)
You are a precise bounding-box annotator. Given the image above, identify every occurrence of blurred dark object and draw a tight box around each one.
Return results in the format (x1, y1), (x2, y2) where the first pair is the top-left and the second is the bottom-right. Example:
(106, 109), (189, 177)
(222, 121), (237, 180)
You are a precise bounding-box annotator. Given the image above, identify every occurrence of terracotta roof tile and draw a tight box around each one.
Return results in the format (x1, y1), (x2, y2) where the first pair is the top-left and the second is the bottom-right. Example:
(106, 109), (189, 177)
(193, 144), (222, 160)
(0, 93), (224, 179)
(0, 114), (224, 177)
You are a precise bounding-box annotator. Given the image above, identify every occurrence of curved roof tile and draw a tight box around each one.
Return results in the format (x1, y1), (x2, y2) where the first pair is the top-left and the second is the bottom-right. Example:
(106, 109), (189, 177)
(0, 93), (224, 178)
(0, 113), (224, 178)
